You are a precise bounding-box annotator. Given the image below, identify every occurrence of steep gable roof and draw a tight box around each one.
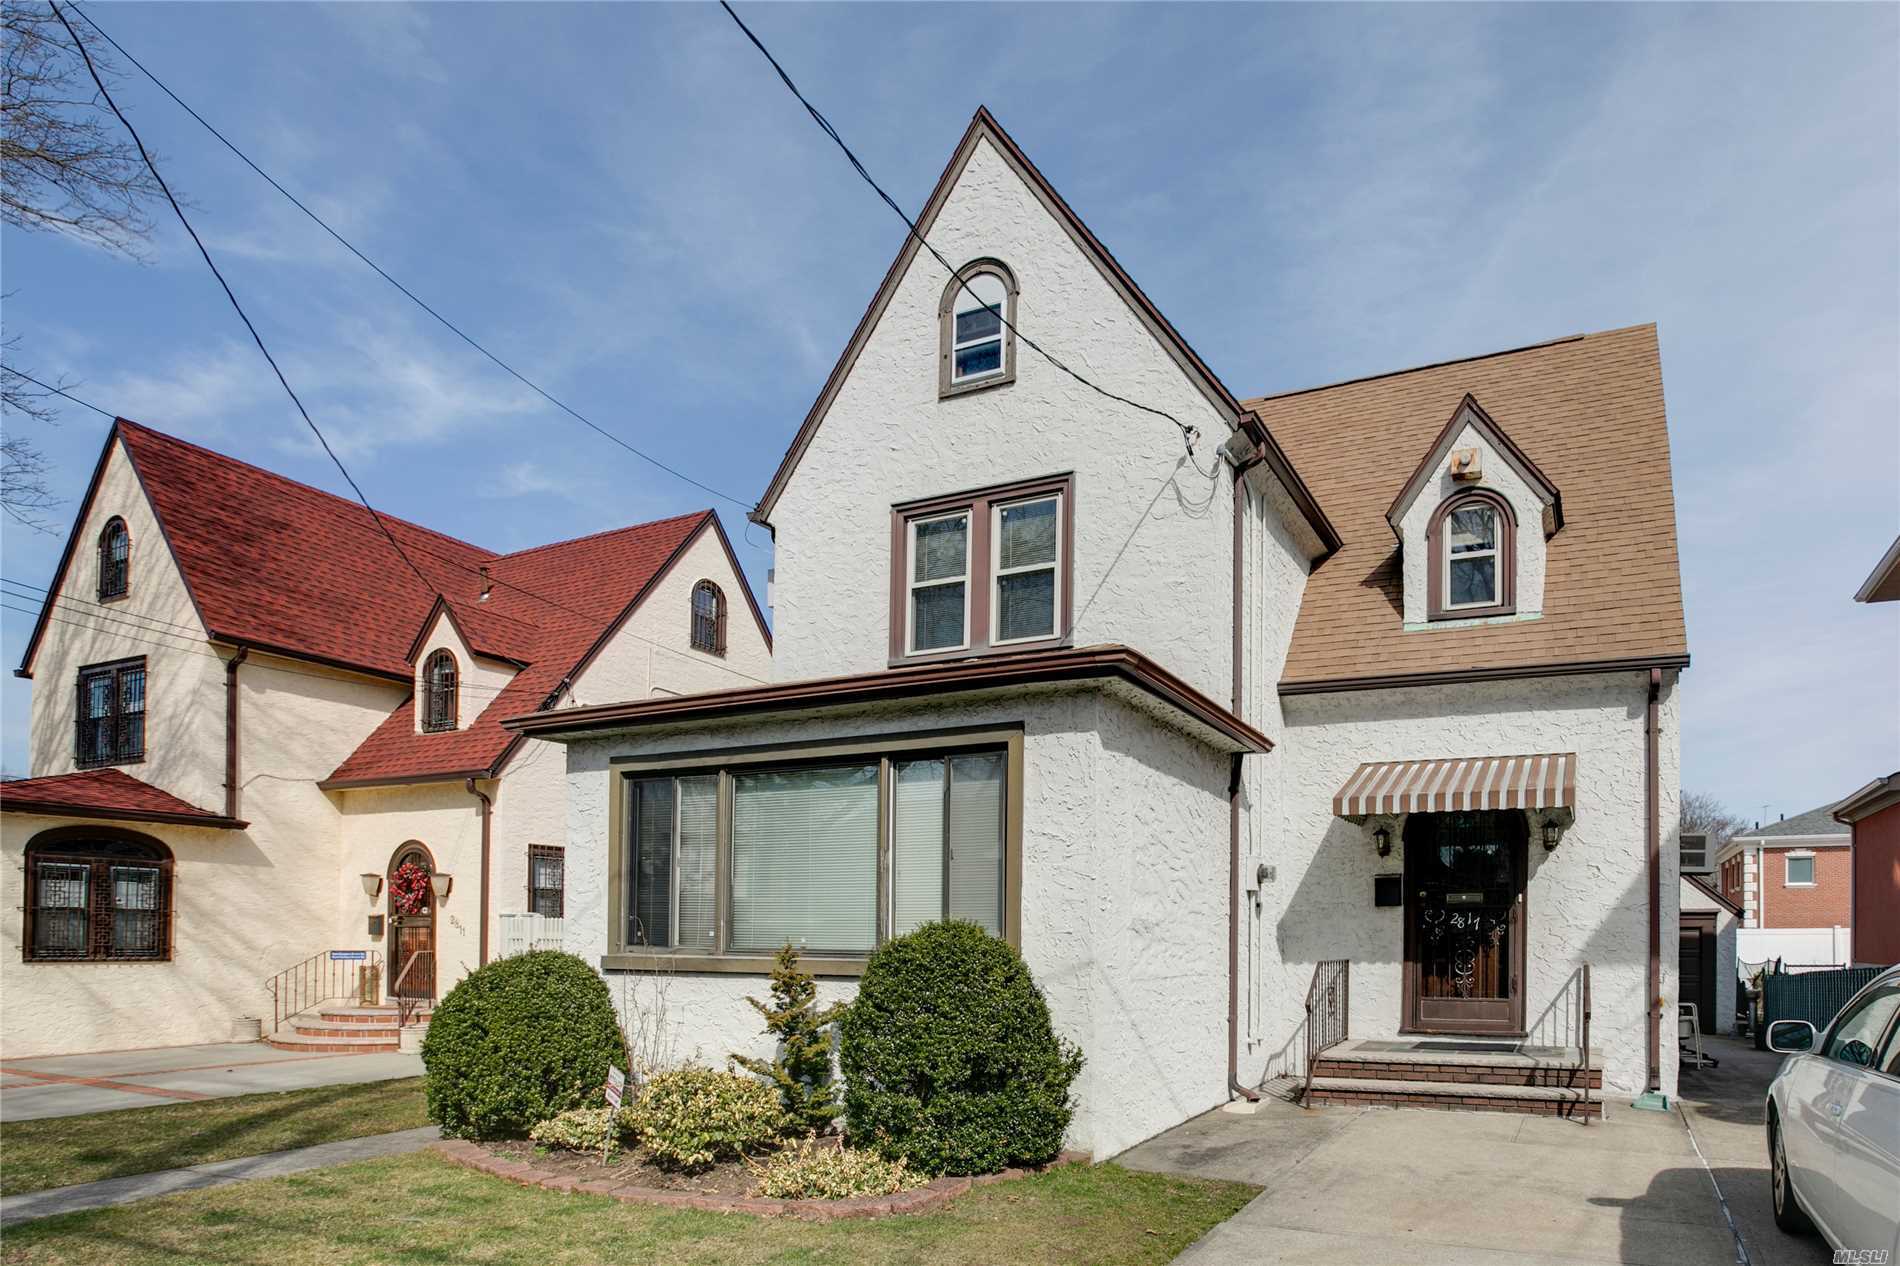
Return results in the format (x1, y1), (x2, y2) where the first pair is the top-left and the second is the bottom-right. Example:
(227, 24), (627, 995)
(1256, 326), (1689, 691)
(748, 106), (1338, 556)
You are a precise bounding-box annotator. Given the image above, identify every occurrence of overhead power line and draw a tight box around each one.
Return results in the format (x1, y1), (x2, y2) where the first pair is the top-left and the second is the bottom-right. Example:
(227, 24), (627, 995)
(716, 0), (1201, 454)
(0, 366), (115, 420)
(64, 1), (760, 518)
(49, 0), (443, 602)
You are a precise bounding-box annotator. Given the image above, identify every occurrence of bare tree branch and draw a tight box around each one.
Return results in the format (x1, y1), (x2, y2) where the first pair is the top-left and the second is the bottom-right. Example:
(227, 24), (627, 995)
(1680, 790), (1748, 848)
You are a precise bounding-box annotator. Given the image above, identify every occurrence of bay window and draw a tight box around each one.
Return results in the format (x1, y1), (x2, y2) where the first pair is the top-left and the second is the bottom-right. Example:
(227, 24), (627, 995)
(607, 728), (1020, 974)
(891, 474), (1072, 662)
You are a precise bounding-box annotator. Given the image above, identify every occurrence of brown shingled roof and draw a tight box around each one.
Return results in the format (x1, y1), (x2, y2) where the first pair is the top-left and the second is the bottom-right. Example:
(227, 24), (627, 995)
(1250, 325), (1689, 690)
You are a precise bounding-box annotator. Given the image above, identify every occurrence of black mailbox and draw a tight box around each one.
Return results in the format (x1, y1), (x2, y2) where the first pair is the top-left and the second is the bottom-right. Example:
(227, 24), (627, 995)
(368, 914), (385, 938)
(1373, 875), (1402, 907)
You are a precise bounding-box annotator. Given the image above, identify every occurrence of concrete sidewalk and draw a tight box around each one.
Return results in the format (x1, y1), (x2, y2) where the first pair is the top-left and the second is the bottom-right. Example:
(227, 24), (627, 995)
(1, 1041), (422, 1121)
(0, 1126), (440, 1227)
(1120, 1037), (1831, 1266)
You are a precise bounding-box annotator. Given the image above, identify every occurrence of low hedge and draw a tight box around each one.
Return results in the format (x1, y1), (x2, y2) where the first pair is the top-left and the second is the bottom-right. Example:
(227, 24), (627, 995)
(840, 920), (1083, 1176)
(623, 1066), (785, 1170)
(422, 951), (627, 1140)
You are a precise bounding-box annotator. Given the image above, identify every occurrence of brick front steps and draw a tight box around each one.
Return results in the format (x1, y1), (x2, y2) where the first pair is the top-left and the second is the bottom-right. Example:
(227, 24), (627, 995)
(429, 1138), (1089, 1221)
(265, 1004), (431, 1054)
(1304, 1040), (1604, 1119)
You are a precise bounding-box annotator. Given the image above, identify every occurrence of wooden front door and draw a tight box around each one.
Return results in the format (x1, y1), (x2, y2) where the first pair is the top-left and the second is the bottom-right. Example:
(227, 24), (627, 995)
(1403, 811), (1527, 1035)
(388, 847), (436, 1000)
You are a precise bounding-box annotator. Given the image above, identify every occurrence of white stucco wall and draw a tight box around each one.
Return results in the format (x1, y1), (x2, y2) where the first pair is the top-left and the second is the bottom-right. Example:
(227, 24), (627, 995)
(1680, 876), (1739, 1036)
(1250, 670), (1682, 1101)
(767, 134), (1246, 702)
(413, 611), (516, 733)
(25, 437), (225, 810)
(1396, 422), (1551, 626)
(333, 780), (487, 992)
(557, 684), (1231, 1159)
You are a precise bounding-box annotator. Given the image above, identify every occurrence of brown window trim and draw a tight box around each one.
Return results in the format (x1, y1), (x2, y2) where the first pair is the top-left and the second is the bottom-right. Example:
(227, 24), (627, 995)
(938, 259), (1018, 399)
(421, 649), (458, 732)
(1426, 488), (1516, 621)
(96, 516), (131, 604)
(888, 473), (1073, 666)
(22, 826), (174, 964)
(690, 580), (727, 657)
(74, 656), (147, 769)
(603, 725), (1023, 977)
(528, 843), (565, 918)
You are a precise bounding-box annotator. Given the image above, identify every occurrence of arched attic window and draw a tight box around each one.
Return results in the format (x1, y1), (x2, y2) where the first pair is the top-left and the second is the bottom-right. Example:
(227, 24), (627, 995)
(1428, 489), (1516, 620)
(421, 649), (458, 732)
(97, 517), (130, 601)
(691, 580), (727, 657)
(939, 260), (1017, 396)
(24, 827), (173, 962)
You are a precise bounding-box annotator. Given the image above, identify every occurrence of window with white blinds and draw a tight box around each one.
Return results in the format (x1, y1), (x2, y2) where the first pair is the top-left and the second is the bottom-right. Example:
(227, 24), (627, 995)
(614, 737), (1014, 965)
(732, 765), (878, 953)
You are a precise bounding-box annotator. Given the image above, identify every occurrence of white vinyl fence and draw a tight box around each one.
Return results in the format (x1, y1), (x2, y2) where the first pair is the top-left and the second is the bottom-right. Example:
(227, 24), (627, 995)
(1738, 925), (1852, 971)
(498, 913), (565, 958)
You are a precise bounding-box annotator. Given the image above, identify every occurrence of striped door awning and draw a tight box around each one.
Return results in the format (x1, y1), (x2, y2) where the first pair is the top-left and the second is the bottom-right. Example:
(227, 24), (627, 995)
(1333, 753), (1578, 819)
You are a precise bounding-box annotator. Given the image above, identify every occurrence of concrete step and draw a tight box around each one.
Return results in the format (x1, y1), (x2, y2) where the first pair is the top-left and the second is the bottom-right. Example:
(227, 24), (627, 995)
(264, 1032), (400, 1054)
(292, 1023), (402, 1039)
(317, 1005), (432, 1024)
(1306, 1076), (1602, 1119)
(1313, 1056), (1603, 1090)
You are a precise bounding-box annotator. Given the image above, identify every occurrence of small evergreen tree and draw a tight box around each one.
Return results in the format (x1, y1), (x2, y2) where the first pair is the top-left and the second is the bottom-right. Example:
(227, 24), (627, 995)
(732, 943), (846, 1135)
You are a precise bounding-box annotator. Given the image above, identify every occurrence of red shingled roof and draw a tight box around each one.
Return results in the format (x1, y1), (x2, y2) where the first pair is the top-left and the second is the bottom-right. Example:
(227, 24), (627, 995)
(324, 511), (716, 787)
(0, 769), (244, 828)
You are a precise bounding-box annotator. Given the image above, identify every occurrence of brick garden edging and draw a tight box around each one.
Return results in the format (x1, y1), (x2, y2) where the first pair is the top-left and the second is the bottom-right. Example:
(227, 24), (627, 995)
(429, 1138), (1090, 1221)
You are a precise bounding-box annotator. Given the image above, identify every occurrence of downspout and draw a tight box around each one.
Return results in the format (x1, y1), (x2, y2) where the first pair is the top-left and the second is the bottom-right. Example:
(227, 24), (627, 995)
(1228, 449), (1261, 1103)
(223, 647), (249, 821)
(465, 777), (493, 967)
(1645, 667), (1662, 1093)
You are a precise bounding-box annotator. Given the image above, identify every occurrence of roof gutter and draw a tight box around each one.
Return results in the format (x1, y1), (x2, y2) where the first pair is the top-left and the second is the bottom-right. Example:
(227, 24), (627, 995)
(0, 800), (247, 830)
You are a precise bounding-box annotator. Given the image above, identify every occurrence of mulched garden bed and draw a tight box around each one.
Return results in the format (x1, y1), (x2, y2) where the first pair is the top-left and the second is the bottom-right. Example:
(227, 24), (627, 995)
(435, 1137), (1090, 1221)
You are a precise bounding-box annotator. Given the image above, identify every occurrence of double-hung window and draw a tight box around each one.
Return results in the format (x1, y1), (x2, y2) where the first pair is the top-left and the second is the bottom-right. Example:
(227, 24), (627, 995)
(75, 658), (146, 768)
(939, 261), (1017, 396)
(892, 475), (1071, 662)
(1428, 489), (1515, 619)
(528, 845), (565, 918)
(609, 728), (1019, 973)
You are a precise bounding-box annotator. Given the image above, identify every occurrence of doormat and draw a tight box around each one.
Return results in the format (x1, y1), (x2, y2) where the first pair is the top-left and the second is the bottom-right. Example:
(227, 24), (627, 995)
(1408, 1041), (1521, 1054)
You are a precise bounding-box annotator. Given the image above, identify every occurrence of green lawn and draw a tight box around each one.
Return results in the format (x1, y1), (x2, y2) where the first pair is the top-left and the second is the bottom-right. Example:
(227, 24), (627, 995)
(0, 1078), (429, 1196)
(0, 1150), (1258, 1266)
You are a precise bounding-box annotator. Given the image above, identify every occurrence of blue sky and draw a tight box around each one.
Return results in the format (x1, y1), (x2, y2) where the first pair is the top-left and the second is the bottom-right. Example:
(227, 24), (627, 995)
(3, 2), (1895, 822)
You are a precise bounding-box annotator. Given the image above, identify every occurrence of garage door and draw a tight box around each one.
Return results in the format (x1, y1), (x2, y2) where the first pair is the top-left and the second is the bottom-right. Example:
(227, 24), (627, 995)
(1679, 912), (1716, 1032)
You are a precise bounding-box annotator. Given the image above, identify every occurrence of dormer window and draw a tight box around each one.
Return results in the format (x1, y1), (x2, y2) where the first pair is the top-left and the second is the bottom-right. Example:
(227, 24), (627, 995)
(939, 260), (1017, 397)
(690, 580), (726, 656)
(421, 649), (458, 732)
(1428, 490), (1515, 620)
(97, 518), (130, 601)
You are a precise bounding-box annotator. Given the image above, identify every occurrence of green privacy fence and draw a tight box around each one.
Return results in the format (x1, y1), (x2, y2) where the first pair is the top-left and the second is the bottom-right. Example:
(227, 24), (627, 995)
(1756, 965), (1885, 1046)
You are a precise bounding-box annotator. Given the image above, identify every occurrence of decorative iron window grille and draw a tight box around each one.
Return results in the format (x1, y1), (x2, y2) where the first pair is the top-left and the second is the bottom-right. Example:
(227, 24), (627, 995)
(421, 650), (458, 732)
(74, 658), (146, 767)
(23, 834), (173, 962)
(690, 581), (726, 656)
(97, 517), (130, 600)
(528, 844), (565, 918)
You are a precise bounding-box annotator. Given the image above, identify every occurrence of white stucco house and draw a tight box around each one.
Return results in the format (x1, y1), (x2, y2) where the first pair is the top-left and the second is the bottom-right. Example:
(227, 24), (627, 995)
(504, 109), (1692, 1158)
(1, 420), (769, 1058)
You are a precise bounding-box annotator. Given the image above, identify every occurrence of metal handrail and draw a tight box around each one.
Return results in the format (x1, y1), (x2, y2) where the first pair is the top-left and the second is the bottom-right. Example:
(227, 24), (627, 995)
(1302, 959), (1350, 1107)
(1581, 963), (1593, 1125)
(390, 949), (434, 1024)
(264, 949), (381, 1032)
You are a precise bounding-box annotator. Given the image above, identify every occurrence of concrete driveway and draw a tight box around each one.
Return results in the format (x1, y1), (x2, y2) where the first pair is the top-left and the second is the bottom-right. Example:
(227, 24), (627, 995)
(1, 1042), (421, 1121)
(1120, 1036), (1832, 1266)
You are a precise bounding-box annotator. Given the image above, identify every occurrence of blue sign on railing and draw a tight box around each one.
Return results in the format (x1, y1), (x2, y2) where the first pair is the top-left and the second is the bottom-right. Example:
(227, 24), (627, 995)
(329, 950), (368, 961)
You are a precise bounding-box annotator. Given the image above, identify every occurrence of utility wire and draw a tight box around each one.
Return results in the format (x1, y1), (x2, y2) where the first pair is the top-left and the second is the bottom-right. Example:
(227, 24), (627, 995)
(49, 0), (444, 601)
(64, 1), (759, 518)
(0, 366), (115, 420)
(717, 0), (1201, 454)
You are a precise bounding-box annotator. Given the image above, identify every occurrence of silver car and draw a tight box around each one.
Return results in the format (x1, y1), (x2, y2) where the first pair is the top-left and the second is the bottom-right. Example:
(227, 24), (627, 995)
(1766, 964), (1900, 1260)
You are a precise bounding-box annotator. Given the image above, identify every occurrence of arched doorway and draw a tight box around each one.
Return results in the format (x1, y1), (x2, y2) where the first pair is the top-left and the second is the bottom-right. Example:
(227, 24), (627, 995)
(387, 842), (436, 1000)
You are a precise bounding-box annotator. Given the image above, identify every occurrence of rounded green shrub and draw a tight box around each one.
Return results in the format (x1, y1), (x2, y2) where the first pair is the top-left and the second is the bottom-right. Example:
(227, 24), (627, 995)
(624, 1066), (786, 1170)
(422, 950), (627, 1140)
(528, 1105), (629, 1155)
(840, 920), (1083, 1176)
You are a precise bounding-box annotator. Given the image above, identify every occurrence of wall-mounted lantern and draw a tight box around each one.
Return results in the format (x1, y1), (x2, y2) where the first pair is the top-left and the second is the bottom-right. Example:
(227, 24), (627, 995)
(1373, 825), (1392, 857)
(360, 873), (383, 903)
(430, 872), (454, 902)
(1541, 816), (1564, 851)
